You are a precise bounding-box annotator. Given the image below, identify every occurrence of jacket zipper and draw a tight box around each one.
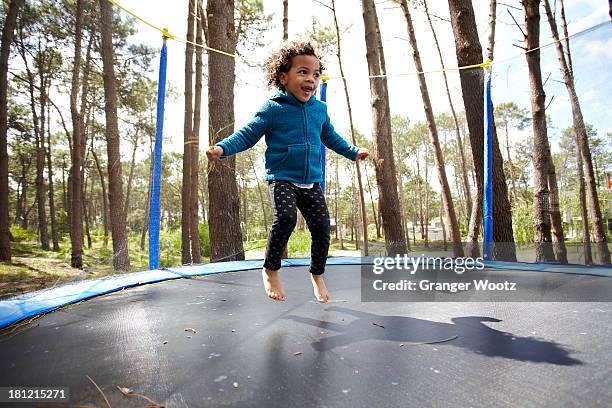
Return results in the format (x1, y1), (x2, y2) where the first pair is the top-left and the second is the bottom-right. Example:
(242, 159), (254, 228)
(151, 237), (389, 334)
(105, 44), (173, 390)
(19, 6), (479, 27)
(302, 104), (309, 183)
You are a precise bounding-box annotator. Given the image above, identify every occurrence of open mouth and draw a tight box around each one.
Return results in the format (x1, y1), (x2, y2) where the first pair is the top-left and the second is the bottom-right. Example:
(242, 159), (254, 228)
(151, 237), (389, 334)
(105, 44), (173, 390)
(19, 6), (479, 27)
(301, 86), (313, 94)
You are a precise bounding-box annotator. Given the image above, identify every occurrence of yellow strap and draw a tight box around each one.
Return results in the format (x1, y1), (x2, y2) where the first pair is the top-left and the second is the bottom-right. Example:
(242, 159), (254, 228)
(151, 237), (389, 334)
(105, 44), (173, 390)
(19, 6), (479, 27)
(108, 0), (254, 64)
(107, 0), (606, 82)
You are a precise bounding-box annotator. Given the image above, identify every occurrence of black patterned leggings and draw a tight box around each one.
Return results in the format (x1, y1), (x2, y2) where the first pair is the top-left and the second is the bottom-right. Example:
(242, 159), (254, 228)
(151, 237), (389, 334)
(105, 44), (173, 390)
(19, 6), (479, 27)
(263, 181), (331, 275)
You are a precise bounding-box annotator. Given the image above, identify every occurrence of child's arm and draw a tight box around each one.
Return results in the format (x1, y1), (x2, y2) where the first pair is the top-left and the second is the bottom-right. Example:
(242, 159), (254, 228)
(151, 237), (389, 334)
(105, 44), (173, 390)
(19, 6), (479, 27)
(321, 113), (365, 161)
(208, 102), (272, 159)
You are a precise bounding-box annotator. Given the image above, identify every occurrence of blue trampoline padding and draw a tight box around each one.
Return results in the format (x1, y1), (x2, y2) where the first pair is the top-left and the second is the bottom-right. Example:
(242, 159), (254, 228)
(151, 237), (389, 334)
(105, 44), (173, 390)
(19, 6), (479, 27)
(484, 260), (612, 277)
(0, 257), (372, 329)
(1, 256), (610, 329)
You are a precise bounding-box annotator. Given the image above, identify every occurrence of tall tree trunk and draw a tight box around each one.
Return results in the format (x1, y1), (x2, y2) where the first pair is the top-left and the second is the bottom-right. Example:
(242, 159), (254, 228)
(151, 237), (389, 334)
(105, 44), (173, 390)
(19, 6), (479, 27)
(560, 0), (590, 265)
(69, 0), (85, 268)
(542, 0), (610, 264)
(447, 0), (516, 261)
(182, 0), (196, 264)
(423, 0), (471, 228)
(99, 0), (130, 270)
(363, 163), (380, 238)
(424, 150), (430, 247)
(46, 95), (59, 251)
(399, 0), (463, 256)
(283, 0), (288, 41)
(576, 142), (593, 264)
(19, 39), (49, 250)
(91, 143), (109, 247)
(523, 0), (555, 262)
(82, 174), (92, 249)
(417, 151), (424, 241)
(124, 130), (139, 224)
(440, 201), (447, 251)
(207, 0), (244, 262)
(331, 0), (368, 255)
(542, 0), (569, 263)
(397, 173), (410, 251)
(361, 0), (406, 255)
(61, 156), (67, 213)
(0, 0), (25, 261)
(190, 0), (204, 264)
(548, 166), (567, 262)
(37, 57), (50, 250)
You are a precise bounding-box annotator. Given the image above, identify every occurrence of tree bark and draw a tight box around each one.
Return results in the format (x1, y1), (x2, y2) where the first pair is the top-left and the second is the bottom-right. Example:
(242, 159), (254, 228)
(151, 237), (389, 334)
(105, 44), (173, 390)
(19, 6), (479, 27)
(543, 0), (610, 264)
(0, 0), (25, 261)
(363, 163), (380, 238)
(361, 0), (406, 255)
(399, 0), (463, 256)
(283, 0), (288, 41)
(190, 0), (204, 263)
(423, 0), (471, 228)
(576, 142), (592, 264)
(99, 0), (130, 270)
(182, 0), (196, 264)
(69, 0), (85, 268)
(46, 95), (59, 251)
(91, 140), (109, 247)
(82, 174), (92, 249)
(447, 0), (516, 261)
(207, 0), (244, 262)
(523, 0), (555, 262)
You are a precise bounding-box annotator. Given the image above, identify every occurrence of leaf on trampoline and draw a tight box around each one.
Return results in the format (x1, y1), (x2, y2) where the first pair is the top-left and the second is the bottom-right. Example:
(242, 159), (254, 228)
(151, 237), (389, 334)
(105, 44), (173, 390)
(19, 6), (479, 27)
(116, 385), (163, 407)
(293, 351), (302, 356)
(372, 322), (385, 329)
(117, 386), (133, 395)
(184, 327), (197, 333)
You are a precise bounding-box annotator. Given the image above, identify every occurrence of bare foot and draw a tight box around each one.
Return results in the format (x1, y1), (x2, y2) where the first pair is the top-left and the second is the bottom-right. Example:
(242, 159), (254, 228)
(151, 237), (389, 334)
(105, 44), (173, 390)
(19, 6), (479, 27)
(310, 274), (330, 303)
(262, 268), (286, 301)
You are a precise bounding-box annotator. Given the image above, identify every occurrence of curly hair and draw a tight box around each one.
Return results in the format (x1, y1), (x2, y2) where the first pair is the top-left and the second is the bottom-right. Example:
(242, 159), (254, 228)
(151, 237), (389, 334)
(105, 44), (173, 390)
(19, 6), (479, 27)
(264, 40), (325, 92)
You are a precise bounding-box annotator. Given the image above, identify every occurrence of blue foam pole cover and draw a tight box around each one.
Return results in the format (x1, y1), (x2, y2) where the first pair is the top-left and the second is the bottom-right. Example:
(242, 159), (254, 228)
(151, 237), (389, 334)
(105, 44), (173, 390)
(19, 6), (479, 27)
(148, 40), (168, 270)
(483, 70), (494, 260)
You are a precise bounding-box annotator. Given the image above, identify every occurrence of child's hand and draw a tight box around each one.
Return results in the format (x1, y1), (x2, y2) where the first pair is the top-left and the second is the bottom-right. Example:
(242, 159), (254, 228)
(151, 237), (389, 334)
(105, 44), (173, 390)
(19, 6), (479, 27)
(206, 146), (224, 161)
(356, 147), (369, 161)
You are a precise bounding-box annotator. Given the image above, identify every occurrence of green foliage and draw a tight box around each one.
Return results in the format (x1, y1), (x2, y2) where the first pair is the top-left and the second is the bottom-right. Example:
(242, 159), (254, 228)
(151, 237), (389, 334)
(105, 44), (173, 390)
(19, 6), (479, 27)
(287, 229), (312, 258)
(512, 203), (535, 244)
(10, 226), (37, 242)
(199, 223), (211, 258)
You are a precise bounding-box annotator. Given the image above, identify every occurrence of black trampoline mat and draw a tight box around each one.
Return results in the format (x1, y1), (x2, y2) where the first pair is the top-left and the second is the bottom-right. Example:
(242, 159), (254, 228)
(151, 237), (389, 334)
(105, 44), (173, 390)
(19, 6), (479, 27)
(1, 265), (612, 407)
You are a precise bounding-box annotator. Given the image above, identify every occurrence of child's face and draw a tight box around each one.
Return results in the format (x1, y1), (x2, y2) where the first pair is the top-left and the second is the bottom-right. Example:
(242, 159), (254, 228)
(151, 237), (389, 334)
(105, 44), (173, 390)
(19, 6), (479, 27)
(279, 55), (321, 103)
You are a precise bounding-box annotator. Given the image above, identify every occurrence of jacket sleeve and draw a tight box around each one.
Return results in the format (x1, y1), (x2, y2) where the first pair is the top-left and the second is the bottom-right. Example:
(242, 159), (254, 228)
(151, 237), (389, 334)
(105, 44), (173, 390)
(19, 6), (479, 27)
(320, 109), (358, 161)
(215, 102), (272, 157)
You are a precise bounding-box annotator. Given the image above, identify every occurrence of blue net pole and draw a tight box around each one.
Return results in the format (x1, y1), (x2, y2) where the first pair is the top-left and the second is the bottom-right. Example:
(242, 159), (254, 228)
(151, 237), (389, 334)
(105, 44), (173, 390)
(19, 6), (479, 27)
(148, 38), (169, 270)
(319, 81), (328, 193)
(483, 67), (494, 260)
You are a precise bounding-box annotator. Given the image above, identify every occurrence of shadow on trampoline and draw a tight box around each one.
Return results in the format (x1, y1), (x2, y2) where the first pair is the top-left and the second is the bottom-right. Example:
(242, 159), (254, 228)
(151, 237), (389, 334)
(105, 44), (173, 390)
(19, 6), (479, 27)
(284, 306), (582, 366)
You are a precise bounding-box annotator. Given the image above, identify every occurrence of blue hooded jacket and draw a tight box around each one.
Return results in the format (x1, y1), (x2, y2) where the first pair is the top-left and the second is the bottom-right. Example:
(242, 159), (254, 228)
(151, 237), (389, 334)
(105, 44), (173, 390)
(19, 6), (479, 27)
(216, 92), (358, 184)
